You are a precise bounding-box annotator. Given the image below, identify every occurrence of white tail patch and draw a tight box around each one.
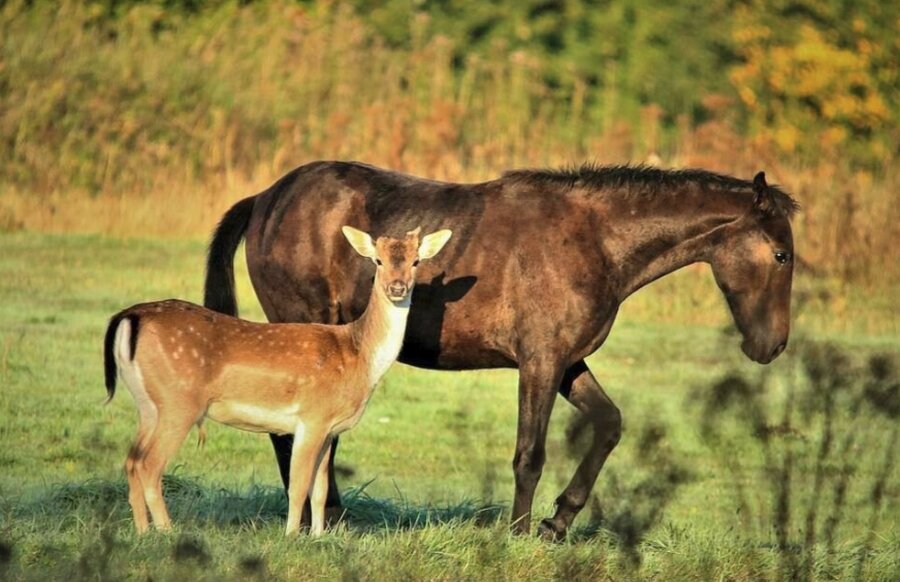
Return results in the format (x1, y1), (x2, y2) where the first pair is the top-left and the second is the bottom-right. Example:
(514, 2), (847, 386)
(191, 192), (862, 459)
(114, 319), (158, 435)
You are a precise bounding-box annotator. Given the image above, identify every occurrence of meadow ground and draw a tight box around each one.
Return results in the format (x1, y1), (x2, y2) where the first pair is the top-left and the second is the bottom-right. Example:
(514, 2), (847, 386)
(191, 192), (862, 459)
(0, 232), (897, 580)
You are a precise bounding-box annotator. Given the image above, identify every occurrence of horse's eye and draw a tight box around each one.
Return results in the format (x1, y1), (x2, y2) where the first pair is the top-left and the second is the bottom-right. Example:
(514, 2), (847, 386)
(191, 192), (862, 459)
(375, 259), (383, 266)
(774, 251), (790, 265)
(412, 259), (420, 267)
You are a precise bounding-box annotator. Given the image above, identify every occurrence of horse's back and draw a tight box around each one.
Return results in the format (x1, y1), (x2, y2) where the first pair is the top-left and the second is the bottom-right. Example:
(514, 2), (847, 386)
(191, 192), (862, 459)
(245, 161), (491, 319)
(243, 161), (606, 369)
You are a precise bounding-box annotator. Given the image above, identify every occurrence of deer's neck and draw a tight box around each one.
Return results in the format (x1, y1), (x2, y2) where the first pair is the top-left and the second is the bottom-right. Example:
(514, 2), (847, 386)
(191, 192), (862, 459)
(350, 288), (411, 385)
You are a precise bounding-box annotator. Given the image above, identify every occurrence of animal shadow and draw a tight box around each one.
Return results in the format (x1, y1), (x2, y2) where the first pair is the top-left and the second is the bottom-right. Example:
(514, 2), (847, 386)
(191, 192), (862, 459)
(401, 273), (477, 367)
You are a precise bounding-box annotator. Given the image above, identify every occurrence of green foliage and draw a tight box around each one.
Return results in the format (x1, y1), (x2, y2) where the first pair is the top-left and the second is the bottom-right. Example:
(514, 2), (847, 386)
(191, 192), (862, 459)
(347, 0), (739, 124)
(347, 0), (897, 154)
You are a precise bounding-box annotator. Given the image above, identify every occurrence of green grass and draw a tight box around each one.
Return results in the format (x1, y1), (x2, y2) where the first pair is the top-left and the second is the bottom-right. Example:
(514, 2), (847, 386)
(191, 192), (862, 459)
(1, 232), (898, 580)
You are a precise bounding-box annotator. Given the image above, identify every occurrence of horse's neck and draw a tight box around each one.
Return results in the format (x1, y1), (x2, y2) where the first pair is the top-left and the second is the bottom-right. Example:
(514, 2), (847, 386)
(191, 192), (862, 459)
(610, 191), (745, 298)
(350, 288), (410, 385)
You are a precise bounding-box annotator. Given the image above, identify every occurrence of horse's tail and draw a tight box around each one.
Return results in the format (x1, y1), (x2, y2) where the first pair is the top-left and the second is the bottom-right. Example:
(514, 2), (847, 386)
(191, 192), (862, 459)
(103, 311), (140, 403)
(204, 196), (256, 316)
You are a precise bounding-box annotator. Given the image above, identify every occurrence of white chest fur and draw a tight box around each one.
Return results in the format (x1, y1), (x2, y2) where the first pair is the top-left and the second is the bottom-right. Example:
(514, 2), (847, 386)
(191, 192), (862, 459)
(365, 299), (410, 384)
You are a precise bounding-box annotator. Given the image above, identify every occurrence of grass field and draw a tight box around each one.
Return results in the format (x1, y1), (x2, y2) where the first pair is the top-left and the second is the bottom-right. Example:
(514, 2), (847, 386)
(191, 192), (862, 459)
(0, 232), (897, 580)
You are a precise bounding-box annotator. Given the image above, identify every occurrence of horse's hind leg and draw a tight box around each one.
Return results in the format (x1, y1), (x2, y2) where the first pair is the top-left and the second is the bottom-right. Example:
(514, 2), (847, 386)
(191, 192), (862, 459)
(538, 360), (622, 541)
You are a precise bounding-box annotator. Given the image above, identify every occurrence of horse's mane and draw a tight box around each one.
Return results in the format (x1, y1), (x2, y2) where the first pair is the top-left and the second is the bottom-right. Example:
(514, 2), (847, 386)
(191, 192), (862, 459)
(502, 163), (800, 218)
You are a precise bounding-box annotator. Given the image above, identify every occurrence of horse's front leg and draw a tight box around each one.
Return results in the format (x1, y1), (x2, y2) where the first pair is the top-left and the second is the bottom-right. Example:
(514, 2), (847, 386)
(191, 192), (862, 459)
(510, 357), (566, 535)
(537, 360), (622, 541)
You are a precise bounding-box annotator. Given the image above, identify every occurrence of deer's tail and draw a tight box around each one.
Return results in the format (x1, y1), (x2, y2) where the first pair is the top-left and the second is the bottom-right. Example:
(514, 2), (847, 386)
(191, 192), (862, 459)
(103, 311), (140, 403)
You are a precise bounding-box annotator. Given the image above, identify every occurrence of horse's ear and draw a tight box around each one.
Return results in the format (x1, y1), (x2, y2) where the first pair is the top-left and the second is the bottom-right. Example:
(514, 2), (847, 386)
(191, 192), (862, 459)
(752, 171), (776, 215)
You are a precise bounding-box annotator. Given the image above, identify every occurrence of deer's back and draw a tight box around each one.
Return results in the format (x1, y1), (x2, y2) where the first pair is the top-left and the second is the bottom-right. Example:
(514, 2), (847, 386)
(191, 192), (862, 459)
(124, 300), (364, 430)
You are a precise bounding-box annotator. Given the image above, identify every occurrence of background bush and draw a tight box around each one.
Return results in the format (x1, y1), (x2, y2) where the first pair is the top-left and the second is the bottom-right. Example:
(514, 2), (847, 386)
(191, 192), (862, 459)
(1, 0), (897, 285)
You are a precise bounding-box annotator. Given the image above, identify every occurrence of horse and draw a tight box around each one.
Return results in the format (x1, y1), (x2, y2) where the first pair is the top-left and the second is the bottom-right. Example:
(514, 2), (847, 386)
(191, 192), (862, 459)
(203, 161), (798, 540)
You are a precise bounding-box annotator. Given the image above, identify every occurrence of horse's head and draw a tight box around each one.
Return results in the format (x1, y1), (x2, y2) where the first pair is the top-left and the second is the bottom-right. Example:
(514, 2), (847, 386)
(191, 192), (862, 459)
(710, 172), (797, 364)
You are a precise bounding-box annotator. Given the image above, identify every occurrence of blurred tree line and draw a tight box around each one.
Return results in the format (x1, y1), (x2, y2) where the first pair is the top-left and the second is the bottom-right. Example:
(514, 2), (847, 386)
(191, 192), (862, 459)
(1, 0), (898, 283)
(81, 0), (897, 166)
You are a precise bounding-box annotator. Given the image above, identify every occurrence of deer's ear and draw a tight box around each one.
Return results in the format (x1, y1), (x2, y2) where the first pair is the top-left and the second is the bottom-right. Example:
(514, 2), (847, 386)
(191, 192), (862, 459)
(342, 226), (376, 258)
(418, 229), (452, 260)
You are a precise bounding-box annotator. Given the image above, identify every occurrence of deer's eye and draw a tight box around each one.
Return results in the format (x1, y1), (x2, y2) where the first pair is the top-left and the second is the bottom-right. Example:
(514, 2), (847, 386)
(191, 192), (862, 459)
(774, 251), (790, 265)
(412, 259), (420, 267)
(375, 259), (383, 266)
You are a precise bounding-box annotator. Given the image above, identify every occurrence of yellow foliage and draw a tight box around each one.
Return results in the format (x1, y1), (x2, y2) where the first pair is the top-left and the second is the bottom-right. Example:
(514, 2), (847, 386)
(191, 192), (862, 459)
(773, 125), (799, 152)
(730, 7), (891, 153)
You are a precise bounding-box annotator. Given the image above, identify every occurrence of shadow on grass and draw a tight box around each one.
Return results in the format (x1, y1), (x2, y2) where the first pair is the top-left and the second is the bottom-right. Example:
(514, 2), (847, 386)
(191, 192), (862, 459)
(689, 337), (898, 582)
(564, 417), (693, 570)
(9, 474), (504, 535)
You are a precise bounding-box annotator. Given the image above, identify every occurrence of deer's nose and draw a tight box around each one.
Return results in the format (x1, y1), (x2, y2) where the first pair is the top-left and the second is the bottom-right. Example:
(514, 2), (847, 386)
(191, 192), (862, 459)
(388, 281), (408, 297)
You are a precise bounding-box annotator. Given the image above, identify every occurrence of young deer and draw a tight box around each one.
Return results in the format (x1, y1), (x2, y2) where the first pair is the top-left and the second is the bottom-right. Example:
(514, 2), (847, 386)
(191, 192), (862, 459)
(103, 226), (452, 535)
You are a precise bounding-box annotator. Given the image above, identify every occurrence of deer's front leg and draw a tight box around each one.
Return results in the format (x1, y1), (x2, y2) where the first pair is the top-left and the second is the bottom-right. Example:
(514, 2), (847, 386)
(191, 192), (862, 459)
(285, 423), (328, 535)
(309, 436), (334, 536)
(511, 358), (565, 535)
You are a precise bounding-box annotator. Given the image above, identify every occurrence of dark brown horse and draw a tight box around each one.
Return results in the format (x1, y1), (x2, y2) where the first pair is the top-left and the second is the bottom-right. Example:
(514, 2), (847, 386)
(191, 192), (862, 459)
(203, 161), (798, 539)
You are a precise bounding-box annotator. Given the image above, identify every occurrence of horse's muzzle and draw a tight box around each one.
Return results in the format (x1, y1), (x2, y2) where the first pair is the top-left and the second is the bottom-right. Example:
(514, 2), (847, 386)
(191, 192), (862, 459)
(742, 338), (787, 365)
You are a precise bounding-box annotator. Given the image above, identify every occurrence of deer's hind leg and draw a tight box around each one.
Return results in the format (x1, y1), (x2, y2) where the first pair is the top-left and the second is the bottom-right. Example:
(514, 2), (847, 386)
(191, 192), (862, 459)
(116, 321), (158, 533)
(134, 405), (197, 531)
(125, 425), (154, 533)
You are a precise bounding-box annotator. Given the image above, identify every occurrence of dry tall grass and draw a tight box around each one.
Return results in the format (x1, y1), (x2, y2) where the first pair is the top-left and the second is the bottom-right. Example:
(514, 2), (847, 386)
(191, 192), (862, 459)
(1, 1), (897, 291)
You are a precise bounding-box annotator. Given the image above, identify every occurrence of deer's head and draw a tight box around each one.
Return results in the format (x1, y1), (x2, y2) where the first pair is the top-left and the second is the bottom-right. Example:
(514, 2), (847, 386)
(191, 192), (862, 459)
(342, 226), (453, 304)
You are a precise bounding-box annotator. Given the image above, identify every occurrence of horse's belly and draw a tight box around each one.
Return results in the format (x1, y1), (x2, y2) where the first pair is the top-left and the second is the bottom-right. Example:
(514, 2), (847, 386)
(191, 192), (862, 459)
(399, 333), (516, 370)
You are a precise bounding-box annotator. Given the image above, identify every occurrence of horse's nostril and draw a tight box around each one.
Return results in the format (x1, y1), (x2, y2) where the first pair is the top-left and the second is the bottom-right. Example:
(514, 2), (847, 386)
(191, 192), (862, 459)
(770, 342), (786, 360)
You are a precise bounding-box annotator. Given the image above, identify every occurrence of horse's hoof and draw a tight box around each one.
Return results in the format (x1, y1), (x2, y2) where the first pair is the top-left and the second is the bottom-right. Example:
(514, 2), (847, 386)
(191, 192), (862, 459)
(324, 505), (345, 526)
(537, 519), (567, 543)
